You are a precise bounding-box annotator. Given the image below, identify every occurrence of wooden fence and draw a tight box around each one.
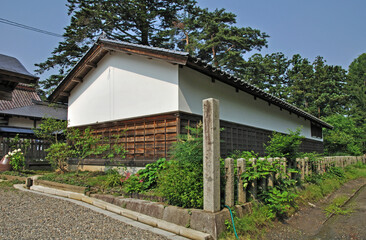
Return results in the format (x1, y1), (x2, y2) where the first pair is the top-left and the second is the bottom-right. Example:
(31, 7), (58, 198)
(0, 137), (50, 169)
(224, 155), (366, 207)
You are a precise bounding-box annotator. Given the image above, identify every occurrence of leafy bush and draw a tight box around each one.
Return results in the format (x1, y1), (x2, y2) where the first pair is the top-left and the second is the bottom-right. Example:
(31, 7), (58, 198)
(265, 127), (304, 163)
(260, 187), (298, 218)
(123, 175), (144, 193)
(323, 114), (363, 156)
(6, 149), (25, 171)
(169, 123), (203, 165)
(158, 123), (204, 208)
(136, 158), (168, 191)
(45, 143), (70, 172)
(158, 161), (203, 208)
(104, 169), (124, 187)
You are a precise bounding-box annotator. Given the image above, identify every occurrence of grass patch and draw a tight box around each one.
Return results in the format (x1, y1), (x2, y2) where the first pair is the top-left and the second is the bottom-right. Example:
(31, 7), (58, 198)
(0, 179), (25, 191)
(220, 203), (273, 240)
(324, 195), (353, 217)
(0, 170), (52, 177)
(38, 171), (109, 187)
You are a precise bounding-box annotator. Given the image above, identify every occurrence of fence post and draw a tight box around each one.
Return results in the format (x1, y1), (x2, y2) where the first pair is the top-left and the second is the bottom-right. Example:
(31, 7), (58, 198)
(268, 158), (274, 187)
(237, 158), (246, 204)
(225, 158), (234, 207)
(249, 158), (257, 200)
(300, 158), (305, 180)
(305, 157), (309, 176)
(203, 98), (220, 213)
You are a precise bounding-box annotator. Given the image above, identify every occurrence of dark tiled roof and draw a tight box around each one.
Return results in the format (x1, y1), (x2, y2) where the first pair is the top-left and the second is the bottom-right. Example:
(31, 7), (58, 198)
(0, 54), (36, 78)
(0, 84), (67, 120)
(0, 84), (41, 110)
(0, 104), (67, 120)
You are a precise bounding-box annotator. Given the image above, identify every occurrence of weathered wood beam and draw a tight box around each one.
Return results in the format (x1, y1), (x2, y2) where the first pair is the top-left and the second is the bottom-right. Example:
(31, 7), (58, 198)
(0, 75), (33, 84)
(59, 92), (70, 97)
(86, 62), (97, 68)
(71, 77), (83, 83)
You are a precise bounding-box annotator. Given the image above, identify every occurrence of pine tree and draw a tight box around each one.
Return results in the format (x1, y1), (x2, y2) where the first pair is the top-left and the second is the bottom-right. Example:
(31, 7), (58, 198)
(35, 0), (197, 95)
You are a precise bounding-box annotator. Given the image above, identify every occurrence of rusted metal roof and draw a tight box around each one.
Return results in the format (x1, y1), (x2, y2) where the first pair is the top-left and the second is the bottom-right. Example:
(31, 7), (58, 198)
(49, 37), (332, 129)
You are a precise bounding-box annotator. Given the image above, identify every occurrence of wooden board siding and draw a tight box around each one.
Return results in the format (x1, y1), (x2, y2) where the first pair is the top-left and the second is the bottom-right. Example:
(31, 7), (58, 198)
(73, 113), (179, 166)
(71, 111), (323, 167)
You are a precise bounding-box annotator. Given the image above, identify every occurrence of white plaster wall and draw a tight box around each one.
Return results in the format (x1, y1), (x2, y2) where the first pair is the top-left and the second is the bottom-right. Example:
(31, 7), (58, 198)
(179, 66), (322, 141)
(8, 117), (34, 129)
(68, 53), (179, 127)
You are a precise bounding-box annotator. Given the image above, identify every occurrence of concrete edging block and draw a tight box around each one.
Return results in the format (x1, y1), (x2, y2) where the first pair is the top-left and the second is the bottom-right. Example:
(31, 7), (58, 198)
(120, 209), (139, 221)
(163, 206), (191, 227)
(157, 220), (181, 235)
(81, 196), (94, 204)
(92, 199), (107, 210)
(137, 214), (158, 227)
(179, 227), (212, 240)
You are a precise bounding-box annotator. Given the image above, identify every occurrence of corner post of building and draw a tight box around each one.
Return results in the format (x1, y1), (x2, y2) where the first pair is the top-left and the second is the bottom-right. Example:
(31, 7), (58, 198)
(203, 98), (220, 213)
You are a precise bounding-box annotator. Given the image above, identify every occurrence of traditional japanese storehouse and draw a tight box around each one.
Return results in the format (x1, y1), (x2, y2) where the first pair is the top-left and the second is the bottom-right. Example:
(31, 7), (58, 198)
(49, 37), (332, 169)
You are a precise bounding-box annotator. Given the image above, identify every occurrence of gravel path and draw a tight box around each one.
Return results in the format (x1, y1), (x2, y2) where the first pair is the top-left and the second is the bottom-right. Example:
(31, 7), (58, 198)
(0, 185), (169, 240)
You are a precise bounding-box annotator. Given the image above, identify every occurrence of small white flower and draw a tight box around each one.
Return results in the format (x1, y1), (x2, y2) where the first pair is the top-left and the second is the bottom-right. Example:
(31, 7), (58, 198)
(5, 155), (8, 158)
(17, 149), (21, 152)
(8, 152), (11, 155)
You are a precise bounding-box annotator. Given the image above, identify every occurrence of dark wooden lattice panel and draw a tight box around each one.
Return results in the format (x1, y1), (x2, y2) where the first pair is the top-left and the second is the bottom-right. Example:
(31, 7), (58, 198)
(178, 112), (323, 157)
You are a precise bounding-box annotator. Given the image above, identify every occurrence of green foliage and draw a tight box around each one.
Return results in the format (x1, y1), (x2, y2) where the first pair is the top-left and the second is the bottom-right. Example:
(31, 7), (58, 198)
(35, 118), (127, 172)
(265, 127), (304, 162)
(123, 175), (144, 193)
(170, 123), (203, 165)
(260, 187), (298, 218)
(136, 158), (168, 191)
(240, 156), (299, 218)
(157, 161), (203, 208)
(36, 1), (268, 96)
(157, 124), (204, 208)
(6, 134), (31, 158)
(323, 114), (363, 156)
(221, 202), (273, 240)
(324, 195), (352, 217)
(6, 149), (25, 171)
(103, 169), (124, 188)
(33, 118), (67, 143)
(347, 53), (366, 153)
(45, 143), (70, 172)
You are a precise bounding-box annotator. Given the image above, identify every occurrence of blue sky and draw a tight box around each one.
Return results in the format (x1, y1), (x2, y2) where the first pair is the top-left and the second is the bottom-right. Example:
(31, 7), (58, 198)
(0, 0), (365, 80)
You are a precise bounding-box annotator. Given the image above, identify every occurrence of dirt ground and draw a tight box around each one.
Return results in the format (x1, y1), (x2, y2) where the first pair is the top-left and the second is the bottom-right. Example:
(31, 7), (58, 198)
(264, 178), (366, 240)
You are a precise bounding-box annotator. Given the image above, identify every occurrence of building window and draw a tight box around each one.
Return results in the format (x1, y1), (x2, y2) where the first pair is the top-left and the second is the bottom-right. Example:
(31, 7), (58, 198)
(311, 123), (322, 138)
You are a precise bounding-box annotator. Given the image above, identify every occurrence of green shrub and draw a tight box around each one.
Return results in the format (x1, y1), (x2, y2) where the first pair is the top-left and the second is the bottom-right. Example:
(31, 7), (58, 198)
(6, 149), (25, 171)
(156, 123), (204, 208)
(157, 161), (203, 208)
(45, 143), (70, 172)
(265, 127), (304, 163)
(136, 158), (168, 191)
(123, 175), (144, 193)
(104, 169), (123, 187)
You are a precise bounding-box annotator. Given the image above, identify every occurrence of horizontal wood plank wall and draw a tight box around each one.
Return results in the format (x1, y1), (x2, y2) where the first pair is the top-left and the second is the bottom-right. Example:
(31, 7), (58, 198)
(73, 113), (179, 167)
(179, 112), (324, 157)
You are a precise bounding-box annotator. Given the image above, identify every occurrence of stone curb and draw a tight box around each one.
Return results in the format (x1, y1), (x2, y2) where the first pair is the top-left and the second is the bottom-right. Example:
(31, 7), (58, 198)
(25, 184), (212, 240)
